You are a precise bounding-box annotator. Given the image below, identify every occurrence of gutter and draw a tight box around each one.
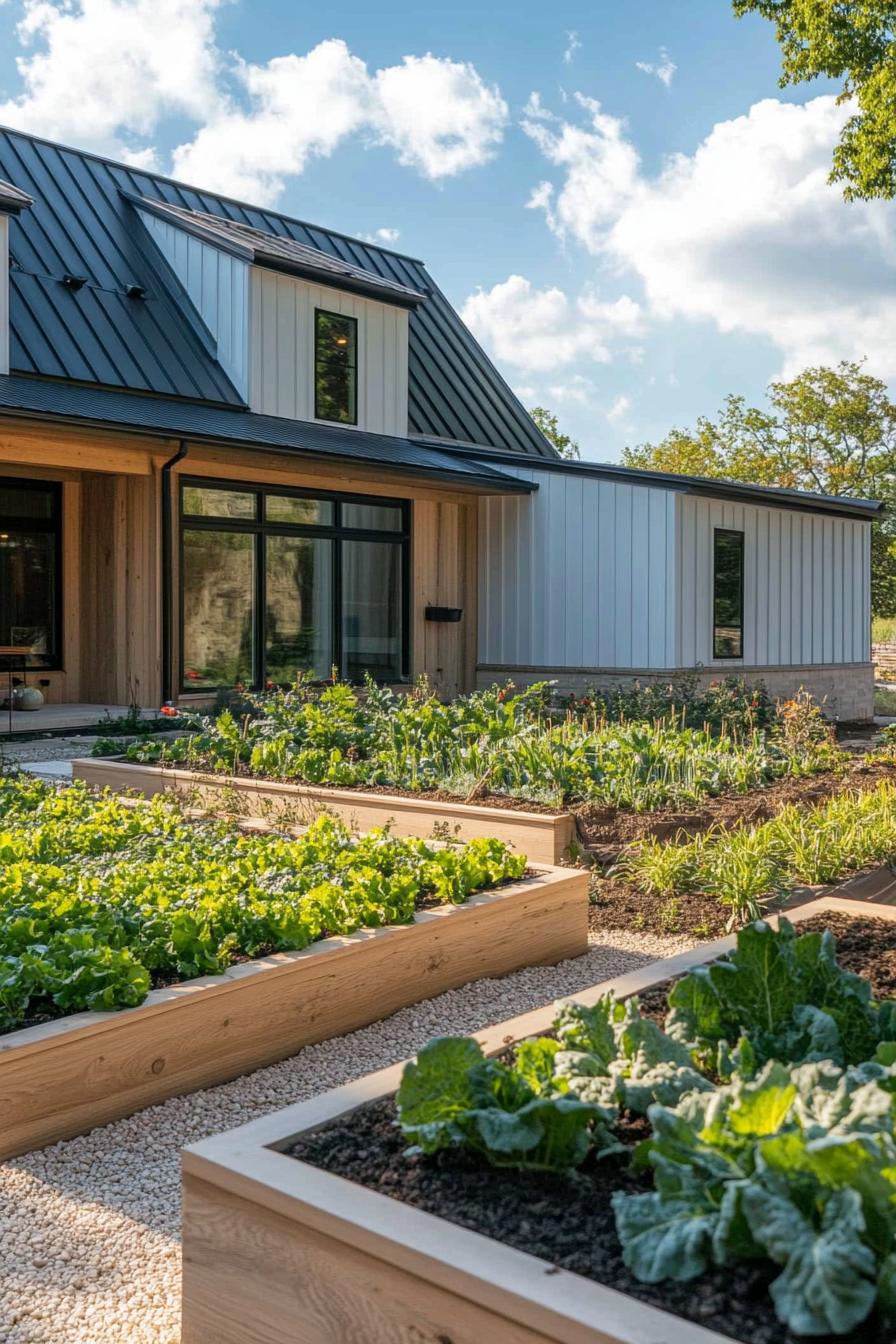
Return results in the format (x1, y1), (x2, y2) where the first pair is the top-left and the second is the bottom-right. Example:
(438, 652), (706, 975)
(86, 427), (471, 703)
(160, 440), (188, 704)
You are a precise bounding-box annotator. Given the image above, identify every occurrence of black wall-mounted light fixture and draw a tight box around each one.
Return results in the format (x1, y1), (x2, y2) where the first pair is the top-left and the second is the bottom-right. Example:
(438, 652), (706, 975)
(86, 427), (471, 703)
(125, 283), (147, 299)
(61, 273), (87, 290)
(425, 606), (463, 623)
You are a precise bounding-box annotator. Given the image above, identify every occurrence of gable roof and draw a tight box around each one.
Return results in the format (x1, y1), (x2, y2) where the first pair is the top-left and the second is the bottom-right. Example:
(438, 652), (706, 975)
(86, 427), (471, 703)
(0, 126), (555, 456)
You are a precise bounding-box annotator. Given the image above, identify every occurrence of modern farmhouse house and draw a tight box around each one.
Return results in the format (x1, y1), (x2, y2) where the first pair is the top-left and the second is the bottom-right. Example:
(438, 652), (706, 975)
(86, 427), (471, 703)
(0, 128), (882, 723)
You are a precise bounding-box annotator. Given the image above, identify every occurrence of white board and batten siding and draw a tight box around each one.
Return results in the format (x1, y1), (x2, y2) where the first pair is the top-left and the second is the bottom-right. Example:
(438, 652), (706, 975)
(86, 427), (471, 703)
(249, 269), (409, 436)
(478, 463), (871, 673)
(678, 494), (870, 668)
(137, 209), (250, 398)
(478, 466), (677, 669)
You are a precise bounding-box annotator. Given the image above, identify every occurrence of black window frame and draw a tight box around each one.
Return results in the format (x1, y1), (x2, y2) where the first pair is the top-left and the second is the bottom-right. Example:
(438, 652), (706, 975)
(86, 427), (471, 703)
(0, 477), (63, 670)
(712, 527), (745, 660)
(314, 308), (359, 426)
(178, 477), (410, 693)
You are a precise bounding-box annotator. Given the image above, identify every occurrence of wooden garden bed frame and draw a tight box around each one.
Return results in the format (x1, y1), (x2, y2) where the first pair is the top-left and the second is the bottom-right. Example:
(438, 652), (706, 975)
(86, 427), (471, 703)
(0, 866), (587, 1161)
(181, 891), (896, 1344)
(71, 758), (578, 864)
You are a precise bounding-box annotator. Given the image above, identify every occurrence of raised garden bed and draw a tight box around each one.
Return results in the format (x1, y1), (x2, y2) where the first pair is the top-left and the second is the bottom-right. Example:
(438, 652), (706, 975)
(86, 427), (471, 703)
(72, 757), (578, 864)
(0, 862), (587, 1160)
(181, 894), (896, 1344)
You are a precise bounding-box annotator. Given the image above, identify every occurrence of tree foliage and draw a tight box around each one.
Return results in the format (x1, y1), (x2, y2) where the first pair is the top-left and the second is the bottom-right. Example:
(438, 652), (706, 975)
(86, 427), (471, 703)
(734, 0), (896, 199)
(623, 361), (896, 614)
(529, 405), (581, 459)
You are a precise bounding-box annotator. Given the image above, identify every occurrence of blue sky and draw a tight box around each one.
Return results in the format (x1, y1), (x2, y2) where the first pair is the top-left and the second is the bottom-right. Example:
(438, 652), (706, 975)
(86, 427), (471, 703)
(0, 0), (891, 461)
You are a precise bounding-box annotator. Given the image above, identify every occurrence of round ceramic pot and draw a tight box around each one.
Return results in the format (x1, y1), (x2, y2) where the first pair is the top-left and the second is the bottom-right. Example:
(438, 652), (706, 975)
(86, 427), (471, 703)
(12, 686), (44, 711)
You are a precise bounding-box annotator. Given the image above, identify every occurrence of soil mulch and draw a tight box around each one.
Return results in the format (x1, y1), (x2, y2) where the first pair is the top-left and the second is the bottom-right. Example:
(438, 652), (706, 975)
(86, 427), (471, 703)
(290, 914), (896, 1344)
(576, 757), (896, 856)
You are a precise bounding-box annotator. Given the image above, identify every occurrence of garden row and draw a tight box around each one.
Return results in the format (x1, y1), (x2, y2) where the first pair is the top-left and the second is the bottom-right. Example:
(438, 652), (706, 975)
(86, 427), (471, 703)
(0, 771), (586, 1157)
(183, 900), (896, 1344)
(102, 677), (841, 813)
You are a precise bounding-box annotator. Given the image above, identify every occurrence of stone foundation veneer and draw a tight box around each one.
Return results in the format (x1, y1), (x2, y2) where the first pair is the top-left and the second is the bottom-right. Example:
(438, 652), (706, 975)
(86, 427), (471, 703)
(477, 662), (875, 723)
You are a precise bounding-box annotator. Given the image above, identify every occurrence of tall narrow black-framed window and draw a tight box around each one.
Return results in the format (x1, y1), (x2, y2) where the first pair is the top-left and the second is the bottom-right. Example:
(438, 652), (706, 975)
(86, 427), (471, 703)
(713, 527), (744, 659)
(179, 480), (408, 692)
(314, 309), (357, 424)
(0, 479), (62, 669)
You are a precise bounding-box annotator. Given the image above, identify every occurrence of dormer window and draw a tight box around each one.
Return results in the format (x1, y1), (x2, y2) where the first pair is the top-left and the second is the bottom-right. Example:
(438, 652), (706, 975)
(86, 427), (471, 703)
(314, 309), (357, 425)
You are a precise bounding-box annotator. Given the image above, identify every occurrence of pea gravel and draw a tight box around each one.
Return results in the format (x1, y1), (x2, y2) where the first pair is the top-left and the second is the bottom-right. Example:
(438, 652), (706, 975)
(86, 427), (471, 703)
(0, 926), (695, 1344)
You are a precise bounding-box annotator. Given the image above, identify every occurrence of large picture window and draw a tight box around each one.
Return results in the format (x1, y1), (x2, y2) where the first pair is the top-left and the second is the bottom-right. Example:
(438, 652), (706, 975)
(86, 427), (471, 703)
(180, 480), (408, 691)
(0, 479), (61, 669)
(314, 309), (357, 424)
(713, 528), (744, 659)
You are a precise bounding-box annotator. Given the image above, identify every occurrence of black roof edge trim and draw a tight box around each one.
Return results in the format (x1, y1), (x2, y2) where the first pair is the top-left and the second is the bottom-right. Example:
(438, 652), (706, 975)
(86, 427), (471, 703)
(0, 401), (537, 496)
(122, 191), (254, 261)
(436, 445), (883, 519)
(259, 257), (425, 308)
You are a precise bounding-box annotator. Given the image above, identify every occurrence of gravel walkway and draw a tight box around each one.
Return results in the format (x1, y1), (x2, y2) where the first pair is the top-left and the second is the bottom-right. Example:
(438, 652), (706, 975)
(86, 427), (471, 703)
(0, 926), (693, 1344)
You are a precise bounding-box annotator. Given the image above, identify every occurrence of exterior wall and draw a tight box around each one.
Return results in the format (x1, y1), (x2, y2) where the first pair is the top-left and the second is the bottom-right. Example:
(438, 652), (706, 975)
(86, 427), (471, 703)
(478, 466), (677, 669)
(138, 209), (250, 398)
(249, 269), (409, 435)
(677, 494), (870, 668)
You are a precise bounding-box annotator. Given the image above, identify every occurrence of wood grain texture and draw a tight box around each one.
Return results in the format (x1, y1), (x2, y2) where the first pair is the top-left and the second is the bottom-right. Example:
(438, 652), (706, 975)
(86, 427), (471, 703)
(72, 758), (577, 864)
(180, 891), (896, 1344)
(0, 867), (586, 1160)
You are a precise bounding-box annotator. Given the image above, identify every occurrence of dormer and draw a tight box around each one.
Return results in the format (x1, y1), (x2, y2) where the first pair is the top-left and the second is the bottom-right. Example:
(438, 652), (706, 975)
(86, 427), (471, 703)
(128, 195), (425, 436)
(0, 179), (33, 376)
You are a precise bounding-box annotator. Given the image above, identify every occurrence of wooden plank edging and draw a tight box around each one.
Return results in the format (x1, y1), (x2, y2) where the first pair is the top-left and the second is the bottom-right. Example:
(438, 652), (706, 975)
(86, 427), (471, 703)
(181, 892), (896, 1344)
(0, 866), (587, 1160)
(71, 757), (578, 864)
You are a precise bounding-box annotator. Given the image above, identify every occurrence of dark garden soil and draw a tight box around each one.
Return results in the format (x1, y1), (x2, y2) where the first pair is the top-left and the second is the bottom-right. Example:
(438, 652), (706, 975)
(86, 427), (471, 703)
(575, 757), (896, 856)
(290, 914), (896, 1344)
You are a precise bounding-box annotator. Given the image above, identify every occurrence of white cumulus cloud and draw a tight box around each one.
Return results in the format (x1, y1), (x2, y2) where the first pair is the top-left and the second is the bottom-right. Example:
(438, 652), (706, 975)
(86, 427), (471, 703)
(524, 93), (896, 378)
(0, 0), (223, 165)
(461, 273), (643, 374)
(0, 4), (508, 202)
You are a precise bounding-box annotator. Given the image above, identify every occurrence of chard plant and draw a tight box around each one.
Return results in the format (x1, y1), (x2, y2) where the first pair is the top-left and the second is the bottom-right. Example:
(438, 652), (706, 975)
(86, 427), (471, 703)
(117, 676), (843, 815)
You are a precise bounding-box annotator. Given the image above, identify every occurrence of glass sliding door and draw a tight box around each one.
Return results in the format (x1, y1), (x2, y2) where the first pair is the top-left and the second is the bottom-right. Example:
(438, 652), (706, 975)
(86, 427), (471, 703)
(179, 480), (410, 691)
(265, 535), (333, 684)
(181, 530), (255, 689)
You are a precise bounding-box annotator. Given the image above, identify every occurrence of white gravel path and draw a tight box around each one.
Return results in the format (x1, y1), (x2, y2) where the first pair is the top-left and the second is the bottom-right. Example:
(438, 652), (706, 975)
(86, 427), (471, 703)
(0, 926), (694, 1344)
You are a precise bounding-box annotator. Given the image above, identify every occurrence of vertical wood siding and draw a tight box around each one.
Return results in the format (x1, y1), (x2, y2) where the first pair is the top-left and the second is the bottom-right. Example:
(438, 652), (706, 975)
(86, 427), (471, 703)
(249, 269), (409, 435)
(676, 495), (870, 667)
(478, 468), (678, 669)
(138, 211), (249, 399)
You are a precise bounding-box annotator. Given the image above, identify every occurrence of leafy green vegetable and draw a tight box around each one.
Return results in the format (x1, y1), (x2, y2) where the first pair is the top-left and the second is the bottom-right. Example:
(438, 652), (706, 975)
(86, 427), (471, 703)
(397, 1035), (614, 1172)
(667, 917), (896, 1075)
(0, 774), (527, 1030)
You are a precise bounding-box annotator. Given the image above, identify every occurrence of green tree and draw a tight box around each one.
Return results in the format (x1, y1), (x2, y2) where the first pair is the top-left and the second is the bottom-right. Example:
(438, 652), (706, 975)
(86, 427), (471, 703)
(530, 406), (581, 459)
(623, 361), (896, 615)
(734, 0), (896, 199)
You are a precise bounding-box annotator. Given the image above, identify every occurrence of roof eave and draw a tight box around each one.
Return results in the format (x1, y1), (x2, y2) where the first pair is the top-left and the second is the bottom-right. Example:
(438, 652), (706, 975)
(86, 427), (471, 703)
(256, 254), (426, 308)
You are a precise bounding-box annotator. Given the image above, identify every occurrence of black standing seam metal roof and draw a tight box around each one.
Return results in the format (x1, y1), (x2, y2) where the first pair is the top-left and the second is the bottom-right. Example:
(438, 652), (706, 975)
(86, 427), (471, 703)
(127, 194), (427, 306)
(0, 126), (557, 457)
(0, 373), (537, 494)
(436, 444), (882, 521)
